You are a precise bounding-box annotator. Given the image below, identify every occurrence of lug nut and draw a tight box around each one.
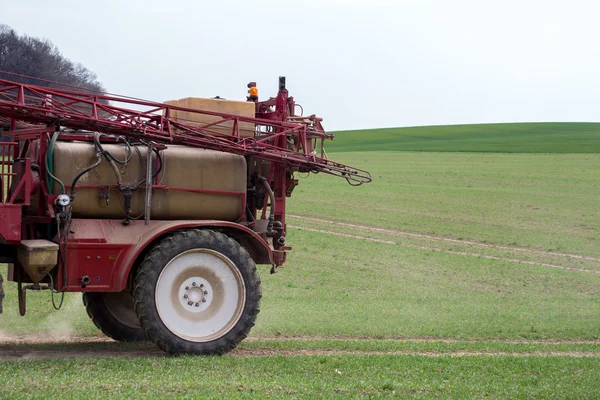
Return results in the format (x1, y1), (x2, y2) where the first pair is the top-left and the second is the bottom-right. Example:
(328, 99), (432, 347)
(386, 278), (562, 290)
(202, 299), (207, 303)
(183, 294), (188, 299)
(203, 291), (208, 295)
(187, 301), (193, 306)
(200, 284), (204, 288)
(195, 302), (200, 307)
(185, 286), (190, 290)
(192, 282), (197, 287)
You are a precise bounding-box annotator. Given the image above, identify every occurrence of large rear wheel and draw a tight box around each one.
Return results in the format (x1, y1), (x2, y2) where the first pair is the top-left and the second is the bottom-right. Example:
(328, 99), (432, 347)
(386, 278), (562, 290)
(83, 291), (147, 341)
(133, 229), (261, 355)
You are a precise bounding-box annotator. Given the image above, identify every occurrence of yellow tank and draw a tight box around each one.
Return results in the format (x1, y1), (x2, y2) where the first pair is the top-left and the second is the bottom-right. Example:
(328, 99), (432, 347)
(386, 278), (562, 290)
(52, 141), (246, 221)
(165, 97), (256, 138)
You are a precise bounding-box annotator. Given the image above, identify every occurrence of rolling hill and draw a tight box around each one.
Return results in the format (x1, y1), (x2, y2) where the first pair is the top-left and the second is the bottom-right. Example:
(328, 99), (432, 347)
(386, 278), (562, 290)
(327, 122), (600, 153)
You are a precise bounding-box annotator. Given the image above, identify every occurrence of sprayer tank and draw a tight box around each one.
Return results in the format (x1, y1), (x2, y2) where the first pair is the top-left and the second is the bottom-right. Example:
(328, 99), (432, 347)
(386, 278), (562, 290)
(52, 141), (246, 221)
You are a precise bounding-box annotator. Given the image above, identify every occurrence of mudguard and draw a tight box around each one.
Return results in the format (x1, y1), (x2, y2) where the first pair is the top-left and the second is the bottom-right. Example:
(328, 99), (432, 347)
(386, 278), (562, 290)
(61, 219), (274, 292)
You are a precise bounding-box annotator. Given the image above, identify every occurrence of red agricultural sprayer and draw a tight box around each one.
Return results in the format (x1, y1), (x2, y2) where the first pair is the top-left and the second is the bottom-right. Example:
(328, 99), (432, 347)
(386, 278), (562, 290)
(0, 73), (371, 354)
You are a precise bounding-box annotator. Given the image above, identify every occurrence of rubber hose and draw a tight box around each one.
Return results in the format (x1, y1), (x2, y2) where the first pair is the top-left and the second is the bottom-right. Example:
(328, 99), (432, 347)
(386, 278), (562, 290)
(106, 155), (123, 186)
(259, 176), (275, 223)
(93, 133), (122, 186)
(107, 137), (132, 165)
(136, 147), (163, 189)
(47, 131), (58, 192)
(45, 132), (66, 194)
(70, 152), (102, 198)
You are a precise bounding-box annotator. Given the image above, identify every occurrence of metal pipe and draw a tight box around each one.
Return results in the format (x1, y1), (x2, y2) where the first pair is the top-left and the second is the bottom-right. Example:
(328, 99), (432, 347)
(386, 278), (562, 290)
(144, 142), (153, 225)
(136, 146), (162, 189)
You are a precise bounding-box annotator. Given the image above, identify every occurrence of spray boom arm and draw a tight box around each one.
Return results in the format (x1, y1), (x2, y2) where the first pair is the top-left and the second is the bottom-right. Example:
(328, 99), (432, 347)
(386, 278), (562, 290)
(0, 74), (371, 185)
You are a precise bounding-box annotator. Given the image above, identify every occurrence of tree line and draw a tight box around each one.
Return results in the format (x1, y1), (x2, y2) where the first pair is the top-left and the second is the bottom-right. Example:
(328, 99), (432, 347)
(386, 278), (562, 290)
(0, 24), (106, 140)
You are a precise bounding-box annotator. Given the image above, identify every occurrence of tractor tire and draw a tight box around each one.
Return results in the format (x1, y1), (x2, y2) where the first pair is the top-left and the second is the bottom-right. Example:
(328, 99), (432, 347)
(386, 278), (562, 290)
(133, 229), (261, 355)
(83, 292), (147, 342)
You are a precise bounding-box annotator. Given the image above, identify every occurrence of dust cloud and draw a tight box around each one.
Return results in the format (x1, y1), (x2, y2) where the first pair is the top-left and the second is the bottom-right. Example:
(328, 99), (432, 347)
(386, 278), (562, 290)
(39, 293), (84, 341)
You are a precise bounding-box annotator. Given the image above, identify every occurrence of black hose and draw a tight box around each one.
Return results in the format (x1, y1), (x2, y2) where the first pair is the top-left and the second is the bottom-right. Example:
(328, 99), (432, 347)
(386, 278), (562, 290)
(111, 139), (132, 165)
(258, 176), (275, 223)
(94, 133), (132, 165)
(70, 151), (102, 198)
(246, 204), (256, 222)
(93, 133), (122, 186)
(136, 147), (163, 189)
(47, 210), (71, 310)
(153, 147), (163, 178)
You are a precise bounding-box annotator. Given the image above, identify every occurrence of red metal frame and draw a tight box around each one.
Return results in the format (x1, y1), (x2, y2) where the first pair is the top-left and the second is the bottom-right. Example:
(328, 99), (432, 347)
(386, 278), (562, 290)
(0, 77), (371, 184)
(0, 74), (371, 294)
(0, 142), (35, 243)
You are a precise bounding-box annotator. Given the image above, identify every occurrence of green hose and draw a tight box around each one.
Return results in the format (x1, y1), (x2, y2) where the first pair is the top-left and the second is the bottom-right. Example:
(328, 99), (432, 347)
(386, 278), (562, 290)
(47, 131), (58, 193)
(46, 131), (65, 240)
(46, 131), (65, 194)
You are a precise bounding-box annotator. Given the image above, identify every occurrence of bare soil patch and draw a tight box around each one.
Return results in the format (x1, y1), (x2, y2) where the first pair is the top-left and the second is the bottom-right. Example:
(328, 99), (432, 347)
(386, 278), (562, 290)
(1, 335), (599, 361)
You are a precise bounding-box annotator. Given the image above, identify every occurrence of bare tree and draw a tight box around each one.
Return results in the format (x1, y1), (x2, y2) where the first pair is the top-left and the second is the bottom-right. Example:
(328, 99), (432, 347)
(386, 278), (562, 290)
(0, 24), (106, 92)
(0, 25), (108, 139)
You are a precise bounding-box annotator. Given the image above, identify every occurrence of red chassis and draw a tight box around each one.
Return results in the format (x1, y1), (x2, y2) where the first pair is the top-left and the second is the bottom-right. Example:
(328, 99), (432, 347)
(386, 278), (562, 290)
(0, 76), (370, 295)
(0, 73), (372, 354)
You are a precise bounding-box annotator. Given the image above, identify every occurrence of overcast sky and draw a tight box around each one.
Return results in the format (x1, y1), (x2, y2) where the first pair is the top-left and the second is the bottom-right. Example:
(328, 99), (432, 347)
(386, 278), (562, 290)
(2, 0), (599, 131)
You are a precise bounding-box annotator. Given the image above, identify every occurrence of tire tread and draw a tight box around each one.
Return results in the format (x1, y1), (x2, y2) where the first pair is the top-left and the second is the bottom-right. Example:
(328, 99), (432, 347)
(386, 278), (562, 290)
(133, 229), (261, 355)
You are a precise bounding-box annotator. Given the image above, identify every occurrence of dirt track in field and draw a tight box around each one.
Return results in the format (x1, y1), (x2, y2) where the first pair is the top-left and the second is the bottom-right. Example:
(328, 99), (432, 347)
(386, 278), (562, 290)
(291, 225), (600, 274)
(1, 335), (600, 361)
(288, 214), (600, 263)
(287, 214), (600, 275)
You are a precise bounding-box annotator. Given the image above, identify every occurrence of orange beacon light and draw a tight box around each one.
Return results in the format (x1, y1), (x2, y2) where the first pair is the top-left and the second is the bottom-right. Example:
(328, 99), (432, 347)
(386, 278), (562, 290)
(247, 82), (258, 102)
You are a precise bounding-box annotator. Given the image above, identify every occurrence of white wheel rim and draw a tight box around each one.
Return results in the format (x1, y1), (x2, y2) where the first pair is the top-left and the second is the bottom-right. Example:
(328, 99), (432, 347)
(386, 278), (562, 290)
(155, 248), (246, 342)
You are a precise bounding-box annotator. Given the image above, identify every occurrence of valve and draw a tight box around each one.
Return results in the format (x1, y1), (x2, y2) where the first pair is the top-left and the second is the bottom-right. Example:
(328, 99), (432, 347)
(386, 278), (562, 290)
(55, 194), (70, 207)
(118, 184), (136, 225)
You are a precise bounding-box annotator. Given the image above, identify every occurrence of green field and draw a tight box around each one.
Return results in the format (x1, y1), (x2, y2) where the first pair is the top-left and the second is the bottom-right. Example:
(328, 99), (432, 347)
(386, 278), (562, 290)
(1, 123), (599, 398)
(327, 122), (600, 153)
(1, 353), (599, 398)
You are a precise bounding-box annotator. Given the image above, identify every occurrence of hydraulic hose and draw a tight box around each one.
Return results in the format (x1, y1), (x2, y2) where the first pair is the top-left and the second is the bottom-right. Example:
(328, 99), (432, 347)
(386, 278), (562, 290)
(47, 131), (57, 192)
(70, 151), (102, 198)
(258, 176), (275, 224)
(135, 147), (163, 189)
(258, 176), (284, 242)
(94, 133), (132, 165)
(45, 132), (66, 194)
(107, 138), (132, 165)
(106, 155), (123, 186)
(246, 204), (256, 222)
(93, 132), (122, 187)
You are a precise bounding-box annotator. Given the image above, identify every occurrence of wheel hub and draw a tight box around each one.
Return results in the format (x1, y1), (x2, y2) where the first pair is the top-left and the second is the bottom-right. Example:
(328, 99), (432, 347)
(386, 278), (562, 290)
(179, 277), (212, 312)
(155, 248), (246, 342)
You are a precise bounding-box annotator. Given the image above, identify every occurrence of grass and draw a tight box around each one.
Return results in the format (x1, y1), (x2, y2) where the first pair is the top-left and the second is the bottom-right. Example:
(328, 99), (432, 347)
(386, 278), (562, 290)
(1, 355), (600, 399)
(290, 152), (600, 257)
(327, 122), (600, 153)
(1, 123), (599, 398)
